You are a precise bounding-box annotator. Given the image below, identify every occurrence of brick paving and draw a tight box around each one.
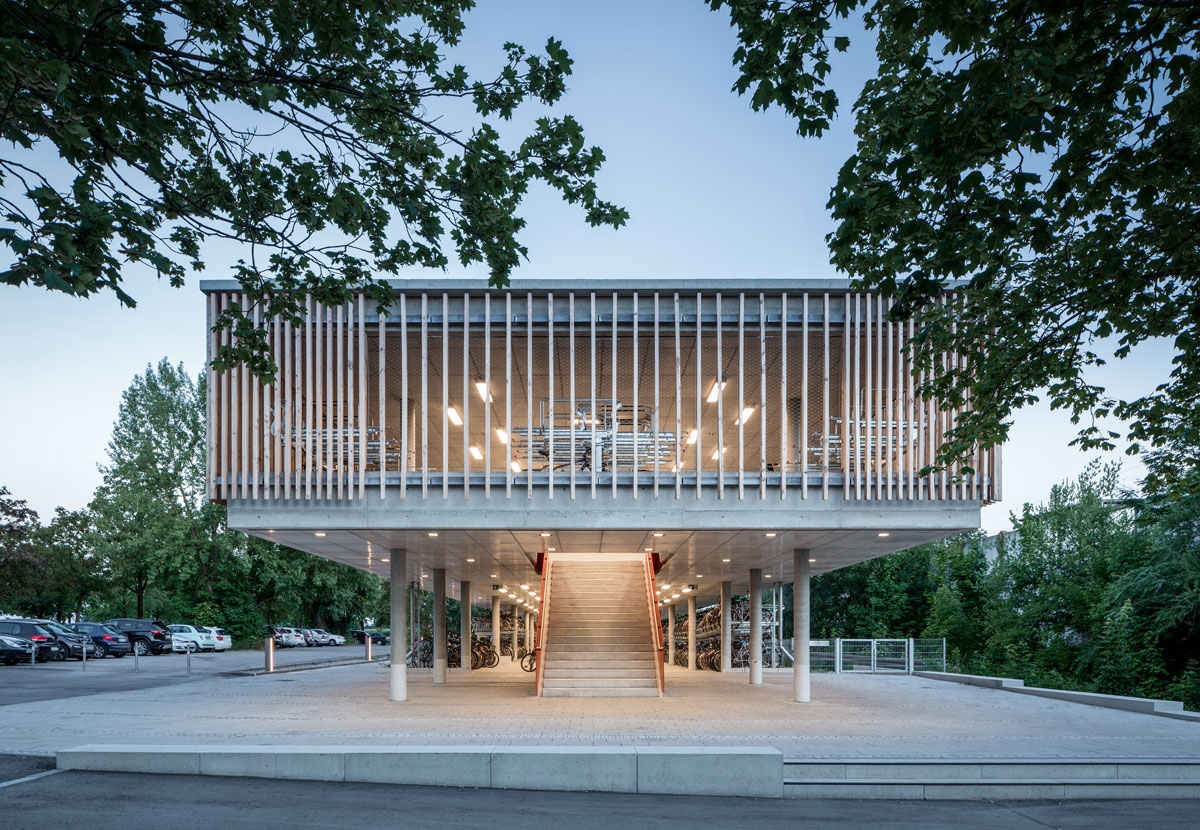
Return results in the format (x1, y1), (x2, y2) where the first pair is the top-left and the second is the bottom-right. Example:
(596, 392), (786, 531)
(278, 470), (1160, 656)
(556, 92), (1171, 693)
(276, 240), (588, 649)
(2, 660), (1196, 758)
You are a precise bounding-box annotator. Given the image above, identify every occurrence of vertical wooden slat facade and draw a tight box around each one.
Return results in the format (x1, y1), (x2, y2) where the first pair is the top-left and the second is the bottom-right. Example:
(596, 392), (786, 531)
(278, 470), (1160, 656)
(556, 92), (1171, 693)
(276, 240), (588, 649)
(205, 287), (998, 507)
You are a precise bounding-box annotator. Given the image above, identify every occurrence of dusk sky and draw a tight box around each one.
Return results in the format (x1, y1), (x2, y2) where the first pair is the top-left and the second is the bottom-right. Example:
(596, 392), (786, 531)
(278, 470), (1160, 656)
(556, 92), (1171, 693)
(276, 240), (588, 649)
(0, 1), (1170, 531)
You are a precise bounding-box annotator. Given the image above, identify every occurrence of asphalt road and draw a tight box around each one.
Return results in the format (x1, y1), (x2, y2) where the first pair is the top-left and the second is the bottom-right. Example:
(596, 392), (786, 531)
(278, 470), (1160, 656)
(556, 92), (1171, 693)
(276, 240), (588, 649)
(0, 756), (1195, 830)
(0, 644), (390, 706)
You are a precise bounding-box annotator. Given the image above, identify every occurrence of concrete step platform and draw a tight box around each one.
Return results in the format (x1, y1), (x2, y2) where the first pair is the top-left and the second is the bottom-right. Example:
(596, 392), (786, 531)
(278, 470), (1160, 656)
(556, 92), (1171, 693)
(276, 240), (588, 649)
(548, 659), (658, 669)
(542, 676), (657, 689)
(543, 668), (659, 678)
(541, 687), (660, 698)
(545, 643), (654, 653)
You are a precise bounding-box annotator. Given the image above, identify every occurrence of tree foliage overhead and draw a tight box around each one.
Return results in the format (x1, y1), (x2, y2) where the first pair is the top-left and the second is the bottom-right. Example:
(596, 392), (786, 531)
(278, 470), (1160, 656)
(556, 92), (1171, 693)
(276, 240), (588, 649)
(711, 0), (1200, 492)
(1, 0), (627, 375)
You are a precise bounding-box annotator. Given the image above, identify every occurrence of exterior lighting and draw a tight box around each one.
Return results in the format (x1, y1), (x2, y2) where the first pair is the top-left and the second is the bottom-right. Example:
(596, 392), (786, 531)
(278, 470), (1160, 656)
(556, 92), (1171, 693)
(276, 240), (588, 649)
(686, 429), (698, 445)
(447, 406), (463, 426)
(696, 574), (703, 578)
(706, 380), (726, 402)
(652, 532), (664, 537)
(735, 406), (755, 425)
(657, 590), (662, 595)
(380, 558), (389, 563)
(520, 584), (529, 590)
(645, 547), (654, 552)
(510, 460), (521, 473)
(672, 593), (680, 599)
(765, 532), (777, 538)
(809, 558), (816, 562)
(661, 584), (671, 590)
(540, 532), (552, 537)
(496, 428), (508, 444)
(547, 547), (556, 552)
(490, 574), (498, 578)
(314, 532), (327, 537)
(466, 558), (475, 562)
(469, 446), (484, 461)
(475, 381), (491, 402)
(711, 446), (727, 460)
(427, 532), (439, 537)
(765, 574), (772, 579)
(722, 558), (731, 563)
(878, 532), (891, 537)
(681, 587), (691, 594)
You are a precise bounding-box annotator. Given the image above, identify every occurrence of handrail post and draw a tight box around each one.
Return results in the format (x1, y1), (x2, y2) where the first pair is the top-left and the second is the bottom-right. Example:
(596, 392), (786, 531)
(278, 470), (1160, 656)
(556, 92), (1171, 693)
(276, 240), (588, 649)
(534, 560), (551, 695)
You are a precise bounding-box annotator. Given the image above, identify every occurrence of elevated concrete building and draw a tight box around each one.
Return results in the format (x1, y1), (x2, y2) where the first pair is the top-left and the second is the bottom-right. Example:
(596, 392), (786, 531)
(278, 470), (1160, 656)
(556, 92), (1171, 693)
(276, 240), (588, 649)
(202, 278), (999, 700)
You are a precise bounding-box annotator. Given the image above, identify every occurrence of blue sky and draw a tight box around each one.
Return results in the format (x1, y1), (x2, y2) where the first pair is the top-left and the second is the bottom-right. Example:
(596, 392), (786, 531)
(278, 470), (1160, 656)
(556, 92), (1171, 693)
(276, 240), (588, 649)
(0, 1), (1169, 529)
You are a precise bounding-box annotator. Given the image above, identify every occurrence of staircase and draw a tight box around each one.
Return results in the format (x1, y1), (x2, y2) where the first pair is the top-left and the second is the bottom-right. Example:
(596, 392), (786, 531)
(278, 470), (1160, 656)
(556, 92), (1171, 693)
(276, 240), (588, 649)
(540, 559), (660, 698)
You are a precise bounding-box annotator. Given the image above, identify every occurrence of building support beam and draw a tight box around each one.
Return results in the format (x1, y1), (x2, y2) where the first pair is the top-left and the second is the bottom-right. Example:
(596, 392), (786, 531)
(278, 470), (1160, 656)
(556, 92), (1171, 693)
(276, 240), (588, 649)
(491, 595), (501, 654)
(720, 581), (732, 672)
(749, 568), (763, 685)
(794, 549), (811, 702)
(460, 581), (471, 671)
(389, 549), (407, 701)
(433, 568), (446, 684)
(687, 595), (697, 671)
(667, 608), (675, 666)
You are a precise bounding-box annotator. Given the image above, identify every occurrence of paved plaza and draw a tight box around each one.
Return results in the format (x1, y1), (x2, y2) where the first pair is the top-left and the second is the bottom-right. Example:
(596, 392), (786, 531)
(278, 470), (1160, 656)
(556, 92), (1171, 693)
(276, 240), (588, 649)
(1, 659), (1196, 759)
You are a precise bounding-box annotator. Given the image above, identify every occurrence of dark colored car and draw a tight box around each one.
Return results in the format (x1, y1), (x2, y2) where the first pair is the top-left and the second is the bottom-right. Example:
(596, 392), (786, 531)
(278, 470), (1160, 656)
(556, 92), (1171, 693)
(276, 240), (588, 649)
(103, 619), (173, 655)
(0, 634), (34, 665)
(0, 620), (62, 661)
(71, 622), (132, 658)
(350, 630), (389, 645)
(30, 619), (97, 661)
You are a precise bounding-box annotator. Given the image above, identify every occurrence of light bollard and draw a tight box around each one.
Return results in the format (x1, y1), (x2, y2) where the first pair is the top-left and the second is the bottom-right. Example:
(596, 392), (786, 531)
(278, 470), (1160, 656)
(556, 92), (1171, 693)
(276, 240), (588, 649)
(133, 645), (139, 672)
(365, 635), (373, 662)
(29, 643), (35, 668)
(81, 640), (87, 672)
(186, 643), (192, 674)
(264, 636), (275, 673)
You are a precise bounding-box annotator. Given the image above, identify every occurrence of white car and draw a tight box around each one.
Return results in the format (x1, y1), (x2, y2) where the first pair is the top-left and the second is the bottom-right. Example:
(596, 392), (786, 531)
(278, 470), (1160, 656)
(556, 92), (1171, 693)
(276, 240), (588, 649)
(200, 626), (233, 651)
(316, 630), (345, 645)
(169, 624), (217, 652)
(280, 628), (306, 648)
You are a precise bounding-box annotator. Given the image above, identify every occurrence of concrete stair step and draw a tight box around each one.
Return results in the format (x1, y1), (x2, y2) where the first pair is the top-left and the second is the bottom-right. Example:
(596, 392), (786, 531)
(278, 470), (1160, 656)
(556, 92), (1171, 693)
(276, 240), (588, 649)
(782, 759), (1200, 782)
(549, 656), (657, 666)
(543, 676), (657, 689)
(541, 687), (659, 698)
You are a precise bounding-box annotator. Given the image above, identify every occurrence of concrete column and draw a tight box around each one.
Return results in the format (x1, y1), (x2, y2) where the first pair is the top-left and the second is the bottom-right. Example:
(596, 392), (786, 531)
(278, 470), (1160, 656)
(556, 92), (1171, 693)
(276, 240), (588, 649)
(491, 594), (501, 653)
(667, 608), (675, 665)
(524, 611), (532, 653)
(687, 595), (697, 670)
(720, 581), (732, 672)
(460, 581), (471, 671)
(794, 549), (811, 702)
(433, 568), (447, 684)
(389, 549), (407, 701)
(749, 567), (763, 685)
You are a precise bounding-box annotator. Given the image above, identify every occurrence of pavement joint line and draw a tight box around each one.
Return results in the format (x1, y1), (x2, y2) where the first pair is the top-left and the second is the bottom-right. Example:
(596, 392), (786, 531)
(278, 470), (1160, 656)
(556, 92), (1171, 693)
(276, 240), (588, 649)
(0, 769), (62, 789)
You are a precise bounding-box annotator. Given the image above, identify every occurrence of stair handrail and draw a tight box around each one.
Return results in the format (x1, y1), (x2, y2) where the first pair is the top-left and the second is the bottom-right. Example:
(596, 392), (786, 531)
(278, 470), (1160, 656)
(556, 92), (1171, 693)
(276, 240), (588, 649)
(643, 551), (665, 695)
(534, 558), (552, 695)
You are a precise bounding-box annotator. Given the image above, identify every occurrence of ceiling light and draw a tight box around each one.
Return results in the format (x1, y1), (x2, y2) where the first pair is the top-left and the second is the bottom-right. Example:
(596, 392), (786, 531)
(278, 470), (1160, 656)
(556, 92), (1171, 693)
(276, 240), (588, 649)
(656, 590), (662, 594)
(696, 574), (703, 578)
(380, 558), (389, 563)
(686, 428), (698, 445)
(722, 558), (731, 563)
(645, 547), (654, 552)
(496, 427), (508, 444)
(765, 574), (772, 579)
(735, 406), (755, 425)
(711, 446), (727, 460)
(547, 547), (556, 552)
(490, 574), (498, 578)
(520, 584), (529, 590)
(427, 532), (439, 537)
(314, 532), (327, 538)
(706, 380), (726, 403)
(510, 460), (521, 473)
(475, 381), (491, 402)
(466, 558), (475, 563)
(447, 406), (463, 426)
(672, 593), (680, 599)
(681, 587), (691, 594)
(809, 558), (816, 562)
(765, 532), (777, 538)
(661, 584), (671, 590)
(878, 532), (891, 538)
(652, 532), (664, 537)
(540, 532), (552, 537)
(469, 446), (484, 461)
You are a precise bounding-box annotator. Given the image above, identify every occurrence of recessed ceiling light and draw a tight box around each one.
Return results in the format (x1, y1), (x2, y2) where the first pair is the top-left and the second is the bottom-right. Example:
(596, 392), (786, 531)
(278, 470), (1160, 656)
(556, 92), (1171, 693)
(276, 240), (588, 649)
(671, 593), (680, 599)
(547, 547), (556, 552)
(496, 428), (508, 444)
(380, 558), (389, 563)
(661, 584), (671, 590)
(652, 532), (664, 537)
(681, 587), (692, 593)
(696, 574), (703, 578)
(520, 584), (529, 590)
(722, 558), (731, 563)
(706, 380), (726, 403)
(469, 446), (484, 461)
(466, 558), (475, 563)
(490, 574), (498, 578)
(447, 406), (463, 426)
(686, 428), (698, 445)
(427, 532), (439, 537)
(268, 529), (275, 533)
(644, 547), (653, 552)
(809, 558), (816, 562)
(765, 532), (777, 538)
(510, 460), (522, 473)
(765, 574), (772, 578)
(735, 406), (755, 425)
(314, 532), (327, 537)
(475, 381), (491, 402)
(878, 532), (891, 537)
(540, 532), (552, 537)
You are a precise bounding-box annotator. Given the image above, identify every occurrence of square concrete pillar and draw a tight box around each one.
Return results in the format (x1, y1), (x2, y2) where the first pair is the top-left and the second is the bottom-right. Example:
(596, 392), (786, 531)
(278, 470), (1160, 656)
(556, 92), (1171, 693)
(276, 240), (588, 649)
(433, 568), (447, 684)
(389, 549), (407, 701)
(460, 581), (471, 671)
(720, 581), (732, 672)
(667, 607), (675, 665)
(687, 595), (697, 670)
(794, 549), (811, 702)
(749, 568), (763, 685)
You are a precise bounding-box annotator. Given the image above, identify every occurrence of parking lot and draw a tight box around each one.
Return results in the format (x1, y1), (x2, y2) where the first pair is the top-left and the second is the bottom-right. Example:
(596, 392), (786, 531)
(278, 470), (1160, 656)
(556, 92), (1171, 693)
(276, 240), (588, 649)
(0, 643), (390, 706)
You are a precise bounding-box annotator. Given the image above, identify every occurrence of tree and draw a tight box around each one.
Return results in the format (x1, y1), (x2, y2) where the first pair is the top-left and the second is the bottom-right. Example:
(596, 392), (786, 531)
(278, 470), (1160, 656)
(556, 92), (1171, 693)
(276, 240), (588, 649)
(710, 1), (1200, 490)
(30, 507), (102, 620)
(1, 1), (627, 376)
(0, 485), (41, 613)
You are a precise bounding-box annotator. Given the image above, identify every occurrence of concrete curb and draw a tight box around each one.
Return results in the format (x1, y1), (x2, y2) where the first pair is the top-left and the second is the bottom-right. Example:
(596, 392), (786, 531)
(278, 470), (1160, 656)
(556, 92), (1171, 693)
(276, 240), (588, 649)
(224, 656), (389, 677)
(915, 671), (1200, 720)
(55, 745), (784, 798)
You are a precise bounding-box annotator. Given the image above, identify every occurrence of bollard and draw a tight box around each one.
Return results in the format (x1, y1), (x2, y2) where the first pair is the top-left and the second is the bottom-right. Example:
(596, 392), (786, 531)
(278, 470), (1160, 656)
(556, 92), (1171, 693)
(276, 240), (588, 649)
(29, 643), (35, 668)
(134, 646), (139, 672)
(81, 639), (87, 672)
(264, 636), (275, 673)
(366, 636), (373, 662)
(186, 644), (192, 674)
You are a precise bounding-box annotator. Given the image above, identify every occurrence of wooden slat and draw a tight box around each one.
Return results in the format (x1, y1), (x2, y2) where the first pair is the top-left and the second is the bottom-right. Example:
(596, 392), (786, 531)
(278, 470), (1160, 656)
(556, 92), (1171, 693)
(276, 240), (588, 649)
(463, 293), (470, 499)
(539, 293), (546, 499)
(379, 299), (387, 500)
(863, 295), (872, 499)
(780, 292), (787, 500)
(304, 297), (313, 499)
(673, 292), (682, 500)
(485, 293), (492, 498)
(348, 299), (356, 500)
(278, 310), (287, 500)
(336, 303), (344, 500)
(800, 293), (808, 500)
(240, 304), (249, 500)
(886, 301), (894, 501)
(505, 293), (513, 498)
(612, 292), (618, 498)
(221, 293), (230, 502)
(251, 302), (259, 500)
(292, 307), (301, 499)
(822, 292), (829, 501)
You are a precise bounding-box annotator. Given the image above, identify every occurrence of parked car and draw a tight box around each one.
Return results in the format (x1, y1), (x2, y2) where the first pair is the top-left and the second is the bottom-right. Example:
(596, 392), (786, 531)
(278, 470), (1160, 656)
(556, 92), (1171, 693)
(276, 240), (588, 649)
(103, 619), (173, 655)
(282, 628), (306, 647)
(70, 622), (132, 658)
(323, 631), (346, 646)
(29, 618), (98, 661)
(299, 628), (319, 647)
(0, 635), (34, 665)
(168, 624), (217, 652)
(0, 620), (62, 661)
(350, 630), (389, 645)
(267, 626), (289, 648)
(200, 626), (232, 651)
